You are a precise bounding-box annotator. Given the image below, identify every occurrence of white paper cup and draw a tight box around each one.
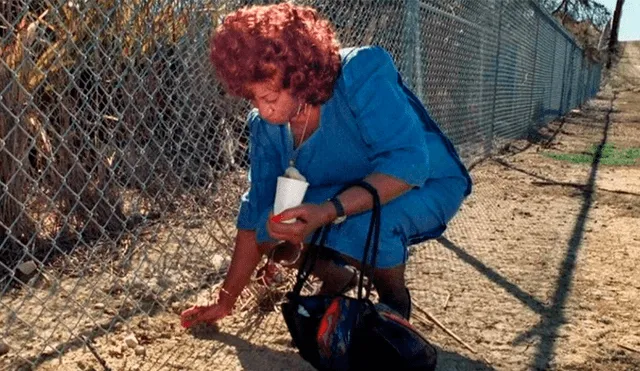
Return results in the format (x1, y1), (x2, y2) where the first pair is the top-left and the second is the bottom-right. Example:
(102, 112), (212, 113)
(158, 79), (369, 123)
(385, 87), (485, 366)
(273, 176), (309, 223)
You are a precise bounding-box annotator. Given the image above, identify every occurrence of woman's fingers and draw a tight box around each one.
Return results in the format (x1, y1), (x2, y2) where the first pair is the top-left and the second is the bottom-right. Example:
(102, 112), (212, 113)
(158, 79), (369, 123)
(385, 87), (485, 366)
(268, 204), (324, 243)
(181, 306), (203, 319)
(273, 206), (307, 223)
(180, 306), (205, 328)
(269, 220), (303, 234)
(180, 304), (229, 329)
(268, 215), (306, 242)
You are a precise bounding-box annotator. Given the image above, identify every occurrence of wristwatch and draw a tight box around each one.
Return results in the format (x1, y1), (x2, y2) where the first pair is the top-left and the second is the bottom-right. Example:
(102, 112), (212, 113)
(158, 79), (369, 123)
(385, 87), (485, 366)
(329, 197), (347, 224)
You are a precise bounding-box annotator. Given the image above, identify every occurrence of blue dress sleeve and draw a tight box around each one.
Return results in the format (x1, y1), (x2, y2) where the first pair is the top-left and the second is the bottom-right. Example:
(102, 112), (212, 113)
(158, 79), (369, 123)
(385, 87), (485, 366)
(342, 46), (430, 187)
(236, 110), (280, 243)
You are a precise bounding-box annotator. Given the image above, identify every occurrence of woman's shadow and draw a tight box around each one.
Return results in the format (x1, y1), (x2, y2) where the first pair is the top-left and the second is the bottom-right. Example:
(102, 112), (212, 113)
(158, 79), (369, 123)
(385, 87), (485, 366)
(190, 324), (495, 371)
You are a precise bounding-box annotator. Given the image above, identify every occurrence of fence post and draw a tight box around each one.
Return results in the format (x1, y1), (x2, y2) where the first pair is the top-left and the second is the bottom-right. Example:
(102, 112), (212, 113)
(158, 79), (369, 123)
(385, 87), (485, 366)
(579, 53), (586, 106)
(402, 0), (419, 91)
(413, 3), (424, 101)
(548, 31), (557, 120)
(528, 14), (540, 129)
(558, 40), (569, 116)
(592, 62), (595, 98)
(488, 0), (504, 155)
(592, 63), (596, 98)
(566, 45), (576, 113)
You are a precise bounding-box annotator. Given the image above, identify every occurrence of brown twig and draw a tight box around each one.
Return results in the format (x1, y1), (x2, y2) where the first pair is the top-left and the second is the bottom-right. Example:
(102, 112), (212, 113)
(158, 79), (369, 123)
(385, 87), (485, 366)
(412, 309), (477, 354)
(443, 292), (451, 310)
(412, 305), (492, 366)
(618, 343), (640, 354)
(82, 336), (112, 371)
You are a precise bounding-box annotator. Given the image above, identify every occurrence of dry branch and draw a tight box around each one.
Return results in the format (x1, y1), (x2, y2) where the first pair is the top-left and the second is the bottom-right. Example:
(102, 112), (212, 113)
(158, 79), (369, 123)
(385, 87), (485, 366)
(618, 343), (640, 354)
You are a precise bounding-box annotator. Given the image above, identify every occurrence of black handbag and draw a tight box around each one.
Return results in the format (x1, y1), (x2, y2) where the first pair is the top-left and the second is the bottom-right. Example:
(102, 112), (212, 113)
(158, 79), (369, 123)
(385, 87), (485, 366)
(281, 181), (438, 371)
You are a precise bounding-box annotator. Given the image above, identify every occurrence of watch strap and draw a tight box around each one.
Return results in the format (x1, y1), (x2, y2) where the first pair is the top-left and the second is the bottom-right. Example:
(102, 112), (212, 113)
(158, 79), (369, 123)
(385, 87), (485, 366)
(329, 197), (346, 218)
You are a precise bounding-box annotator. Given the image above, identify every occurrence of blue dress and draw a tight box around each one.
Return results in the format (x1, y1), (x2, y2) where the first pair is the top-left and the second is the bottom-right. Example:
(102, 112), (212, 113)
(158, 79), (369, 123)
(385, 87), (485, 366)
(236, 46), (472, 268)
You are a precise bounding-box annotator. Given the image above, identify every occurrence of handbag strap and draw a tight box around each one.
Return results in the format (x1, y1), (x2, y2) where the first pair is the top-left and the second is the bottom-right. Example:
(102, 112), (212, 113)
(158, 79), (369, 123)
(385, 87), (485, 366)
(290, 180), (381, 301)
(291, 223), (331, 295)
(352, 181), (381, 300)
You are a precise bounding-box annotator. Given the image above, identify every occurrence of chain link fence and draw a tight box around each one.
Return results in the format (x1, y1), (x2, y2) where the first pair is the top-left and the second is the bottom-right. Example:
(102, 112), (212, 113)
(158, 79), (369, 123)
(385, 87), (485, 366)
(1, 0), (602, 368)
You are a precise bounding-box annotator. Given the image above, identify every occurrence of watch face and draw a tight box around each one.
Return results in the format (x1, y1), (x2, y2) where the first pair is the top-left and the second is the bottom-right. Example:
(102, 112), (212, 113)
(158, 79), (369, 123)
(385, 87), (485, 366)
(333, 215), (347, 224)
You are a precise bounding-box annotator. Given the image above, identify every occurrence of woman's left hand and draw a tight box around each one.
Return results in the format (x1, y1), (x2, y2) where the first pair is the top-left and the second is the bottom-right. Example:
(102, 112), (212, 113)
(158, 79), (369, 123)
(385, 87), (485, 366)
(267, 203), (335, 244)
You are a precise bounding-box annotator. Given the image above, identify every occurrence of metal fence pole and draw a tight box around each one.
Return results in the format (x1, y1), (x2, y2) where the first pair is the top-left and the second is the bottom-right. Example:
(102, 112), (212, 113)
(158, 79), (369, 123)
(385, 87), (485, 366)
(580, 53), (586, 106)
(413, 3), (424, 101)
(558, 40), (569, 115)
(529, 14), (541, 129)
(488, 0), (504, 154)
(548, 31), (558, 119)
(402, 0), (419, 90)
(566, 44), (576, 114)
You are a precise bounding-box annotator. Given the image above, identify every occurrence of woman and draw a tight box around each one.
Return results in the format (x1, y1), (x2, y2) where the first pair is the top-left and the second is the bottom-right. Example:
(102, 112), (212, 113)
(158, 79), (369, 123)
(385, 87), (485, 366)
(180, 2), (472, 329)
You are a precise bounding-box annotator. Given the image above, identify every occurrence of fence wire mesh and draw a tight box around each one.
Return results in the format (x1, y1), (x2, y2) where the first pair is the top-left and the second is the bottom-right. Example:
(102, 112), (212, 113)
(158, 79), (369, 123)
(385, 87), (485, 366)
(1, 0), (602, 369)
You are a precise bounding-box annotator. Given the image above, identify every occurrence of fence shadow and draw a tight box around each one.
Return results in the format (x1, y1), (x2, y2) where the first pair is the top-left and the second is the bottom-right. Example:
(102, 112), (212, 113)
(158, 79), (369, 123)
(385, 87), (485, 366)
(438, 92), (615, 370)
(523, 90), (614, 370)
(436, 237), (546, 315)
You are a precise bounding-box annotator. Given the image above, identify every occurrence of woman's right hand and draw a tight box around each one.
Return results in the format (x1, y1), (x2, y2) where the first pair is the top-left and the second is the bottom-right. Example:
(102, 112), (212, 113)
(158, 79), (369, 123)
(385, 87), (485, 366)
(180, 301), (233, 329)
(179, 229), (260, 330)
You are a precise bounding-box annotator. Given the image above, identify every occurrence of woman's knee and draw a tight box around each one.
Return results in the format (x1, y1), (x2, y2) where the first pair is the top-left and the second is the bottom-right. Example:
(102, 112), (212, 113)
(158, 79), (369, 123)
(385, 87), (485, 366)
(372, 265), (406, 294)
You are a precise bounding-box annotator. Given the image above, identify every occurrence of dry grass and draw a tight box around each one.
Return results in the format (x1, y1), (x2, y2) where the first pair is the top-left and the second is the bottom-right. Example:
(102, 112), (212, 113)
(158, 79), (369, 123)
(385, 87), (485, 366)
(0, 1), (241, 279)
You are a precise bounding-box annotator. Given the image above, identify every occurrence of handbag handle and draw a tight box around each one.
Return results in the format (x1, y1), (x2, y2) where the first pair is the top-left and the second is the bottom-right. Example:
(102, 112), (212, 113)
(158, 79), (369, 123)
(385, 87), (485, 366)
(290, 180), (381, 301)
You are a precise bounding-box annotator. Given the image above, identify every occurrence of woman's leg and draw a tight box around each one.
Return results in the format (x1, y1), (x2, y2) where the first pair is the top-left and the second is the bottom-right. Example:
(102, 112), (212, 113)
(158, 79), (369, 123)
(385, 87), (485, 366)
(372, 264), (411, 319)
(325, 253), (412, 319)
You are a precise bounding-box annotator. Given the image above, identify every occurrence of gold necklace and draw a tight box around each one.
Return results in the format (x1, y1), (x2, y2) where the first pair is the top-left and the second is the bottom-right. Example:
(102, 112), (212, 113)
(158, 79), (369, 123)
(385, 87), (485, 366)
(289, 104), (311, 168)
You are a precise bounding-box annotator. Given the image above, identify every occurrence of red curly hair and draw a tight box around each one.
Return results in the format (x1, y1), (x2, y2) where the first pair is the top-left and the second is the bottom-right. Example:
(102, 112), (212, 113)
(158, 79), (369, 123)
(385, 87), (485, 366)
(210, 2), (341, 105)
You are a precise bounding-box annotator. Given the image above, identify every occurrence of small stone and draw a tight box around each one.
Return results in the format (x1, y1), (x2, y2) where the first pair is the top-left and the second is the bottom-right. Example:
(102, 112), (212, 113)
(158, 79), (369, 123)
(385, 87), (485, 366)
(134, 346), (146, 356)
(15, 260), (39, 283)
(124, 334), (138, 348)
(211, 254), (229, 271)
(155, 276), (172, 289)
(107, 347), (122, 357)
(171, 301), (183, 314)
(184, 220), (203, 229)
(16, 261), (38, 276)
(0, 342), (10, 356)
(138, 319), (149, 330)
(93, 303), (105, 310)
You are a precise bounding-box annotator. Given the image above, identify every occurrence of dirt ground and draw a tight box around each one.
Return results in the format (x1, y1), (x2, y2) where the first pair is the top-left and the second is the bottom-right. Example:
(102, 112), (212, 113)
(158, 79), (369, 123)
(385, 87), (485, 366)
(2, 44), (640, 371)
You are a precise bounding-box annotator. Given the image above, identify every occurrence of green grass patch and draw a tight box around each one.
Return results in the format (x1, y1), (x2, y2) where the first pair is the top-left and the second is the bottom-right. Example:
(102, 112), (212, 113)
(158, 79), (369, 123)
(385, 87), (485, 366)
(544, 144), (640, 166)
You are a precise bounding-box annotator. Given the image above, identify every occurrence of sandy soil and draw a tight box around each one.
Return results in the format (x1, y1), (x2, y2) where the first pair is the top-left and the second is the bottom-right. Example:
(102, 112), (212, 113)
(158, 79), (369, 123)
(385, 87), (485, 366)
(2, 43), (640, 371)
